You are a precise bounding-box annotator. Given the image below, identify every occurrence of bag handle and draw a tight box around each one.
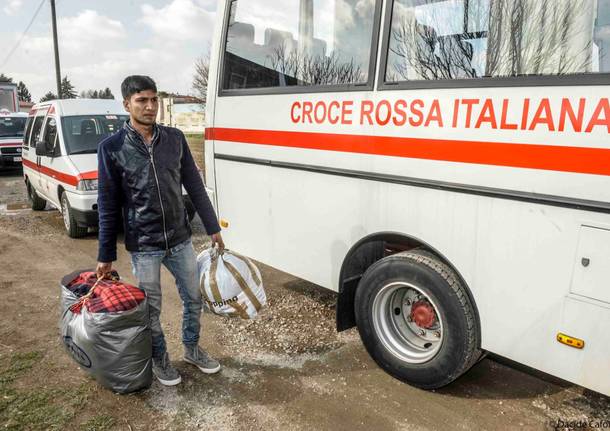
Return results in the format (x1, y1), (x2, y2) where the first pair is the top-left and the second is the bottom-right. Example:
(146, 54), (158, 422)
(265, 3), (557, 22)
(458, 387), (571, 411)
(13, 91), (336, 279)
(68, 273), (115, 314)
(210, 244), (226, 261)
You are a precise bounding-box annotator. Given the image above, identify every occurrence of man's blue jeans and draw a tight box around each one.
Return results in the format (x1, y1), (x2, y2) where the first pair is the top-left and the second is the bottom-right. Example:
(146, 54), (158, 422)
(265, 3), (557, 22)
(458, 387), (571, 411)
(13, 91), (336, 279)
(130, 239), (202, 360)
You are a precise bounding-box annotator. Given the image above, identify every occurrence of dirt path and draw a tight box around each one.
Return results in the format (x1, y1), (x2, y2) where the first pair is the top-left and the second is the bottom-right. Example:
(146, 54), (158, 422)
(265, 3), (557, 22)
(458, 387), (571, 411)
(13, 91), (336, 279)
(0, 168), (608, 431)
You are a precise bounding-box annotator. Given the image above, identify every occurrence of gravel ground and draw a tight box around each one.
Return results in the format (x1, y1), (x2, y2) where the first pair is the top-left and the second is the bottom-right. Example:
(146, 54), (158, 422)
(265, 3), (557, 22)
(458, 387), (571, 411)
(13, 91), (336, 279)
(210, 276), (341, 356)
(1, 166), (609, 431)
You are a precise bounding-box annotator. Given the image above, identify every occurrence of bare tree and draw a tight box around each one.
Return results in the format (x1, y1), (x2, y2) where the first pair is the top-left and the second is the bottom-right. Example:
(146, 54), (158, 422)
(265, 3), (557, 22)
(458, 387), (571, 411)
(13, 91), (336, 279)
(486, 0), (593, 76)
(387, 0), (594, 81)
(268, 44), (365, 86)
(389, 9), (479, 81)
(192, 54), (210, 104)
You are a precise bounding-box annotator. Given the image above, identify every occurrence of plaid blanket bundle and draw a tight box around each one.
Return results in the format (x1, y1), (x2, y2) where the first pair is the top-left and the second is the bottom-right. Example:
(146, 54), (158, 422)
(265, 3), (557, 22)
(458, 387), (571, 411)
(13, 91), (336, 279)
(65, 271), (146, 314)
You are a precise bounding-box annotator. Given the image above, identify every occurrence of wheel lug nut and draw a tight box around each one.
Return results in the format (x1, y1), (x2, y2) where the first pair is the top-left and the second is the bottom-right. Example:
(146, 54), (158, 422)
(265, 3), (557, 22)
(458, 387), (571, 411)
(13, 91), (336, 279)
(407, 316), (412, 322)
(405, 299), (411, 306)
(419, 329), (426, 336)
(434, 331), (441, 338)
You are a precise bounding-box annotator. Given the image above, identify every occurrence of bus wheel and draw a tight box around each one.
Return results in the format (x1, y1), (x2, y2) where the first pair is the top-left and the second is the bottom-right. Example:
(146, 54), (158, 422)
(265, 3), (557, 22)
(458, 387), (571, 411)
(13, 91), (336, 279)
(61, 192), (88, 238)
(27, 182), (46, 211)
(355, 250), (481, 390)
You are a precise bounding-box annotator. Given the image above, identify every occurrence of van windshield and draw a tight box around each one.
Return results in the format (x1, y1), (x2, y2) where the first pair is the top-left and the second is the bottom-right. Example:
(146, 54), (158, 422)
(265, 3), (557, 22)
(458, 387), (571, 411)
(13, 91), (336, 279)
(0, 116), (27, 138)
(61, 115), (129, 155)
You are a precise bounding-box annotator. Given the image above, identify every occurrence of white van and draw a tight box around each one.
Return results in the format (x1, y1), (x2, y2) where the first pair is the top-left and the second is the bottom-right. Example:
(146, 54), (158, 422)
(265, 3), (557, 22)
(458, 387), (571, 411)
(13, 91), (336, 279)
(22, 99), (129, 237)
(22, 98), (198, 238)
(0, 109), (27, 168)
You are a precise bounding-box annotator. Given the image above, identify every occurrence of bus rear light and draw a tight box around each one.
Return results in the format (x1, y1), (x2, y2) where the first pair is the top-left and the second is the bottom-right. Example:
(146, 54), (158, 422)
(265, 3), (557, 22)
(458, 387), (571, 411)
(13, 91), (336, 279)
(557, 333), (584, 349)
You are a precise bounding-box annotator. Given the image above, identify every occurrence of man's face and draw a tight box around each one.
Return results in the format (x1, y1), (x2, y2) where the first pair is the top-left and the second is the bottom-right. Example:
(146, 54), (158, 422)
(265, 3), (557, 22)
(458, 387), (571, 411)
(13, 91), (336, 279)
(124, 90), (158, 126)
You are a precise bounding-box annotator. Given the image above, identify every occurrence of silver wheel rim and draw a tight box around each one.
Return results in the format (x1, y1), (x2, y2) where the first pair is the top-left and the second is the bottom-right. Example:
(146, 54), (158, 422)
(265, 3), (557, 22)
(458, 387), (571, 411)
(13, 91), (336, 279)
(61, 196), (70, 231)
(372, 282), (444, 364)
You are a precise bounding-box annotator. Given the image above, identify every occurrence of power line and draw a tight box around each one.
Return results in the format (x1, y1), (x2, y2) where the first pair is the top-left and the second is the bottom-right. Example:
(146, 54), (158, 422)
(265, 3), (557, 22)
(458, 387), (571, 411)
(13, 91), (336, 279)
(0, 0), (47, 69)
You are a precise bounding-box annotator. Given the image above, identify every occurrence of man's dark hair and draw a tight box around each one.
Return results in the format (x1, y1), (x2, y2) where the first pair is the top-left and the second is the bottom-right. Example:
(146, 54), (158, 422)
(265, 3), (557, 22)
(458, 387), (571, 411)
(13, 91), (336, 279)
(121, 75), (157, 100)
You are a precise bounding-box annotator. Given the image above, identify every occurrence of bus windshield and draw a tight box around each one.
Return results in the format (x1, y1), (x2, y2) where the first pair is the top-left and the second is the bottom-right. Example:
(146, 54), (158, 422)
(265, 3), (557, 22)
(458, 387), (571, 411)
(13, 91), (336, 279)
(61, 115), (128, 155)
(0, 116), (27, 138)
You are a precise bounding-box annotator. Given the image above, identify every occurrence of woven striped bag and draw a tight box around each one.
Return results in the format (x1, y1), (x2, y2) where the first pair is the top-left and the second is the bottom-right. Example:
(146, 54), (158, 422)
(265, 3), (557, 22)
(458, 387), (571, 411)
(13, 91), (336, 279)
(197, 248), (266, 319)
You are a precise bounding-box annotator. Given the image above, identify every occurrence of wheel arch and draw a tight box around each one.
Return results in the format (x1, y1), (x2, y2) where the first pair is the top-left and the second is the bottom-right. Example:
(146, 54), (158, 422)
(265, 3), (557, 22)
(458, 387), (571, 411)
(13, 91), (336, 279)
(57, 184), (65, 206)
(336, 231), (481, 342)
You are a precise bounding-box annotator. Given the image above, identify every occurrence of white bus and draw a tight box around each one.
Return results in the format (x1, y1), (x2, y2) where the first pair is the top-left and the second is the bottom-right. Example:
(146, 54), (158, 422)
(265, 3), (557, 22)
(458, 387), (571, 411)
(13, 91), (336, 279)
(205, 0), (610, 396)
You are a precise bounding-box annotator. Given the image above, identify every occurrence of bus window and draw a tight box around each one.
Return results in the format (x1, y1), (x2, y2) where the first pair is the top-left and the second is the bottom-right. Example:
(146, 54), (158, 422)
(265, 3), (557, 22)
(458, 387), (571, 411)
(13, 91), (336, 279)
(385, 0), (609, 82)
(596, 0), (610, 72)
(221, 0), (379, 90)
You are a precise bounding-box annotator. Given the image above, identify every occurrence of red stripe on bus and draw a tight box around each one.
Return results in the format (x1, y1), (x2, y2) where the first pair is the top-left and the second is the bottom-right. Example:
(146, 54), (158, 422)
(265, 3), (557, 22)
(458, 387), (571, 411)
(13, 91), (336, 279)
(22, 158), (97, 186)
(0, 143), (21, 147)
(207, 127), (610, 176)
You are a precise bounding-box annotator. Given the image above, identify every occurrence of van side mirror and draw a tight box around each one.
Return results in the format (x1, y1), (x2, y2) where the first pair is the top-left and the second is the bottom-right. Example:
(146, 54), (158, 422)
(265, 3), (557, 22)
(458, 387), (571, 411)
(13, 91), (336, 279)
(35, 140), (46, 156)
(35, 141), (54, 157)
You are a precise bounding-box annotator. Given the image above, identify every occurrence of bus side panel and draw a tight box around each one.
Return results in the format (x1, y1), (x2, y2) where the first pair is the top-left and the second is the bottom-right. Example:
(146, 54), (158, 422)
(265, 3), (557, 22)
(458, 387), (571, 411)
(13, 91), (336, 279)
(214, 158), (610, 395)
(202, 0), (230, 202)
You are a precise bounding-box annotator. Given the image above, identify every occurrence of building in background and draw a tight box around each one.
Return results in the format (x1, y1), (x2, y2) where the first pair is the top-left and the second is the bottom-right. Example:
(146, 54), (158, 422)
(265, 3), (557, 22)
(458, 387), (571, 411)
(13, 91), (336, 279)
(157, 94), (206, 134)
(19, 101), (34, 113)
(0, 83), (18, 112)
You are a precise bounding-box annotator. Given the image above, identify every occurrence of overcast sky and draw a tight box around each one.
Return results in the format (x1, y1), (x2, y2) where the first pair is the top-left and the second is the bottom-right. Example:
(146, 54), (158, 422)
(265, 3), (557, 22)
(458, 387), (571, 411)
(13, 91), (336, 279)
(0, 0), (217, 101)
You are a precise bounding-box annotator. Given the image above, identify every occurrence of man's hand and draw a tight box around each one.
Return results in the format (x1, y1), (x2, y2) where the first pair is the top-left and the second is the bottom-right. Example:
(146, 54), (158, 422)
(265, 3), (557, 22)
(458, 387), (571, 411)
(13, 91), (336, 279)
(96, 262), (112, 278)
(211, 232), (225, 254)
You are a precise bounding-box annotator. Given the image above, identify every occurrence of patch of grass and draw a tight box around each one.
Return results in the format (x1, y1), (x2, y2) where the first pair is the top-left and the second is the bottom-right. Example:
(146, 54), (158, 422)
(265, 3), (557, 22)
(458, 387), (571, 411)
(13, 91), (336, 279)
(0, 351), (93, 430)
(185, 136), (205, 173)
(0, 388), (73, 431)
(0, 351), (43, 387)
(81, 414), (116, 431)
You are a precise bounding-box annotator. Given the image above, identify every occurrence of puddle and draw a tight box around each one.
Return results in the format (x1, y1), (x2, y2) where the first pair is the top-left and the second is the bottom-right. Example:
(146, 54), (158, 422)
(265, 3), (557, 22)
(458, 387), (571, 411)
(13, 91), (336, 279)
(0, 202), (31, 215)
(6, 202), (29, 211)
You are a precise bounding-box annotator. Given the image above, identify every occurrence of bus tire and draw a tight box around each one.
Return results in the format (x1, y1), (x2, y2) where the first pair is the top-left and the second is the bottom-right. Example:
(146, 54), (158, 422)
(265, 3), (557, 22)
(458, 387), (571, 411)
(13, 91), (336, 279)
(27, 182), (46, 211)
(61, 192), (88, 238)
(354, 250), (481, 390)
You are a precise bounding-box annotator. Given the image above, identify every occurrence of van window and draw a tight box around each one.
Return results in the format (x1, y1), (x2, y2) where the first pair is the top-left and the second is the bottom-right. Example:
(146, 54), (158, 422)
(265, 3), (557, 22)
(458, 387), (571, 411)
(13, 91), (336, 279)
(222, 0), (379, 90)
(43, 117), (60, 157)
(60, 115), (128, 155)
(385, 0), (609, 82)
(29, 115), (46, 148)
(0, 116), (27, 139)
(23, 117), (34, 147)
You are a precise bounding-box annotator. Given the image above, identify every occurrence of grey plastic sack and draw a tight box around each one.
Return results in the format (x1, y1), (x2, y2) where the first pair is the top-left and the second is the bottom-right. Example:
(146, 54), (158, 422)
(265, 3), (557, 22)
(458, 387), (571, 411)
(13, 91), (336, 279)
(59, 270), (152, 394)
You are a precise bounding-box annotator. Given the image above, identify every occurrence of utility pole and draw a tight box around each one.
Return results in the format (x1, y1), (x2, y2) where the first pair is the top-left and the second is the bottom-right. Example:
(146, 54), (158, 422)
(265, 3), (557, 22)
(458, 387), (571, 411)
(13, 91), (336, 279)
(50, 0), (62, 98)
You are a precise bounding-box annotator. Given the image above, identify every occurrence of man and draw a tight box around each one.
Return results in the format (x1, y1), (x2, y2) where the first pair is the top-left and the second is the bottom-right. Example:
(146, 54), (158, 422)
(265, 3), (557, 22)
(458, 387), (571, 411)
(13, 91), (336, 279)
(96, 75), (224, 386)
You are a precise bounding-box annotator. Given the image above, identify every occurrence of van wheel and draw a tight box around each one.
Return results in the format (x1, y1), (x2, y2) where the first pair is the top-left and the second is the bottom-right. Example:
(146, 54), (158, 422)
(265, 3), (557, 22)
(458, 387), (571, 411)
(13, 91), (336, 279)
(27, 182), (46, 211)
(355, 250), (481, 390)
(61, 192), (88, 238)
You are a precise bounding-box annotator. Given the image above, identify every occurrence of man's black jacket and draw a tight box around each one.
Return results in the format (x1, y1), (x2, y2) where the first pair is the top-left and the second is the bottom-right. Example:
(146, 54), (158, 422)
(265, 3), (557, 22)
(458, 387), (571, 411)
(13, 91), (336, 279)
(97, 123), (220, 262)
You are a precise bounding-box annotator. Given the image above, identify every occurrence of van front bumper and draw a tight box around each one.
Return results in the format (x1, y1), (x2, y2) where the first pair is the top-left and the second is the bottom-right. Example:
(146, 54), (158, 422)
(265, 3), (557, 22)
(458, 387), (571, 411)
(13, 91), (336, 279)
(0, 154), (22, 167)
(72, 208), (98, 228)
